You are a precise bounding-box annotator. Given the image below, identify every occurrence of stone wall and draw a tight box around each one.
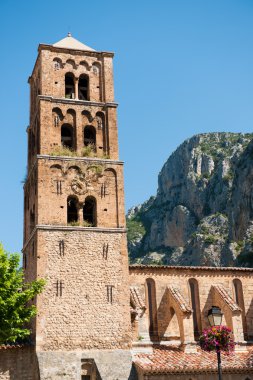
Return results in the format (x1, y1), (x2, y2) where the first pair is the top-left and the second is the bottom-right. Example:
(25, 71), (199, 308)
(33, 228), (131, 351)
(0, 346), (38, 380)
(129, 266), (253, 345)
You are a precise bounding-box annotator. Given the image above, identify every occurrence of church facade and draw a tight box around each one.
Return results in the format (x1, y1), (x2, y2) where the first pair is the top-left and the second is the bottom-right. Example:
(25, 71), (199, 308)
(0, 35), (253, 380)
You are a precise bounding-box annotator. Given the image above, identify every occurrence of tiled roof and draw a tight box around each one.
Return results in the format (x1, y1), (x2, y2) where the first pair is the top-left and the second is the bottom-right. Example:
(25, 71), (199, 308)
(167, 286), (192, 313)
(134, 346), (253, 374)
(213, 285), (241, 312)
(130, 286), (146, 310)
(0, 344), (28, 350)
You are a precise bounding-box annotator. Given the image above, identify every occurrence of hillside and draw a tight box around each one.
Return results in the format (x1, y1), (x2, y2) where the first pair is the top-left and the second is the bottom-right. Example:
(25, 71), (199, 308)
(127, 132), (253, 267)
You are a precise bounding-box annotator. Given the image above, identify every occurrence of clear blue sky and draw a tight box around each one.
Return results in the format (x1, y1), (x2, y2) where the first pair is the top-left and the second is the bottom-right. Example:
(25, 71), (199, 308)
(1, 0), (253, 253)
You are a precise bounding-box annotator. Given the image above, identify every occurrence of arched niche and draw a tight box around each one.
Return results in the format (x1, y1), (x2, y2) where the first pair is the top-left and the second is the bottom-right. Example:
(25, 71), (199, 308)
(146, 278), (158, 341)
(233, 278), (247, 340)
(188, 278), (202, 340)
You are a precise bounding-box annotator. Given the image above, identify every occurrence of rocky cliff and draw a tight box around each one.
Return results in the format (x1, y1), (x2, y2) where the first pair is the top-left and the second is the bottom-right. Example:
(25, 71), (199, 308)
(127, 132), (253, 267)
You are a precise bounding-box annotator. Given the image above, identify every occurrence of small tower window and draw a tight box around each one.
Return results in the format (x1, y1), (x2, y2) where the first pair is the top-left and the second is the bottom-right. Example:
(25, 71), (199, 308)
(84, 126), (96, 150)
(83, 196), (96, 227)
(61, 124), (74, 149)
(78, 75), (89, 100)
(65, 73), (75, 99)
(67, 196), (78, 224)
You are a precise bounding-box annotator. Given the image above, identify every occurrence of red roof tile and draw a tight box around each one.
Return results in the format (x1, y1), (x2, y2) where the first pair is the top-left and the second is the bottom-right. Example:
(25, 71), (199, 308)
(134, 346), (253, 374)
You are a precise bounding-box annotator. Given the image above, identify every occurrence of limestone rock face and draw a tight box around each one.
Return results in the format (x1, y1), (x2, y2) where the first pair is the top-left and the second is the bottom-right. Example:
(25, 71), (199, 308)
(127, 132), (253, 267)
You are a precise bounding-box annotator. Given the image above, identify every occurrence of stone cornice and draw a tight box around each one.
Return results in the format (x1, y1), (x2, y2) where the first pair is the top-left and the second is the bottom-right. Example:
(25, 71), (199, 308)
(38, 95), (118, 108)
(23, 225), (126, 251)
(129, 264), (253, 273)
(37, 155), (124, 165)
(38, 44), (114, 58)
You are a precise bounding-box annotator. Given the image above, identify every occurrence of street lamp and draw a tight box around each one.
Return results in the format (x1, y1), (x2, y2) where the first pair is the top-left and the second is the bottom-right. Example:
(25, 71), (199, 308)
(208, 306), (223, 380)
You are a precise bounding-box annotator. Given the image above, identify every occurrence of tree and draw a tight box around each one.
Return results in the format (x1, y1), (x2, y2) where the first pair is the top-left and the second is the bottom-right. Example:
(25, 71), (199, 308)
(0, 243), (45, 344)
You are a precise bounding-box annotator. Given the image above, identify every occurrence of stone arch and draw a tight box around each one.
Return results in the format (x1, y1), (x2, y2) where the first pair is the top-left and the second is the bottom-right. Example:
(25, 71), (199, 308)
(233, 278), (247, 340)
(82, 110), (93, 123)
(53, 57), (62, 70)
(65, 109), (76, 131)
(146, 278), (158, 340)
(67, 195), (79, 224)
(80, 60), (90, 71)
(52, 107), (63, 127)
(50, 164), (62, 175)
(65, 72), (75, 99)
(67, 165), (82, 174)
(96, 111), (105, 130)
(66, 59), (76, 69)
(78, 74), (89, 100)
(83, 196), (97, 227)
(92, 62), (101, 75)
(188, 278), (202, 340)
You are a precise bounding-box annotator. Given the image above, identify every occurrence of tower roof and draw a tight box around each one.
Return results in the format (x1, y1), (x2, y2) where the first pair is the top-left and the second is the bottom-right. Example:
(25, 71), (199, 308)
(53, 33), (96, 52)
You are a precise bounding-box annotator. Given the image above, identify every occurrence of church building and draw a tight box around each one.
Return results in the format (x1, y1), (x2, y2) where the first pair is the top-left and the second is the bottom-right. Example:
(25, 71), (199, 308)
(0, 34), (253, 380)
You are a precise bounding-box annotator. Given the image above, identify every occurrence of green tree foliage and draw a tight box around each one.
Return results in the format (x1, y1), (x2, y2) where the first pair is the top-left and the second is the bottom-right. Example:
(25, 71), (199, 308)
(0, 244), (45, 344)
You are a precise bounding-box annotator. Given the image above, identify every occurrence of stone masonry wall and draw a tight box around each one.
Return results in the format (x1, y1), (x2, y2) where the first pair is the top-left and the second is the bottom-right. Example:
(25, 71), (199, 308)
(0, 346), (38, 380)
(129, 266), (253, 343)
(34, 228), (131, 351)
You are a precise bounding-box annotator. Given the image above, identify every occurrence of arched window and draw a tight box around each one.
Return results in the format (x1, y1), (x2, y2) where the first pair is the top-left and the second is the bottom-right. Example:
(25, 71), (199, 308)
(67, 196), (78, 224)
(61, 124), (74, 149)
(189, 278), (202, 340)
(83, 196), (96, 227)
(65, 73), (75, 99)
(84, 126), (96, 149)
(233, 279), (247, 340)
(78, 74), (89, 100)
(146, 278), (158, 340)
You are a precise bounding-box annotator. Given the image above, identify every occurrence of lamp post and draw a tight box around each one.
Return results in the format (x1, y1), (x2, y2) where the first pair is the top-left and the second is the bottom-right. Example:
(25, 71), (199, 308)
(207, 306), (223, 380)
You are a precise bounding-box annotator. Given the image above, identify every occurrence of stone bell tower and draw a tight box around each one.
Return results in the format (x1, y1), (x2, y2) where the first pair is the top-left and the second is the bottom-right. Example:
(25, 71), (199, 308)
(23, 34), (132, 380)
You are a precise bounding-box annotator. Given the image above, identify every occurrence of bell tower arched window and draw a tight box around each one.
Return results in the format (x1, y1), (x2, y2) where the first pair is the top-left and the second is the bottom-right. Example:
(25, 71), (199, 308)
(67, 196), (78, 224)
(65, 73), (75, 99)
(78, 75), (89, 100)
(61, 124), (74, 149)
(83, 196), (96, 227)
(84, 126), (96, 150)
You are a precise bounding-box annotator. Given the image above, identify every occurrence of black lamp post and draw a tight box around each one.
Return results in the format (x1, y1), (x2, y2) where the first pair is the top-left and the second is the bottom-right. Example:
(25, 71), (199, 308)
(207, 306), (223, 380)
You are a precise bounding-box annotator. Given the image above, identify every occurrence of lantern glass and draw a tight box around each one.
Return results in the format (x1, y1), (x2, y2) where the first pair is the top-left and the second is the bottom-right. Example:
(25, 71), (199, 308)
(207, 306), (223, 327)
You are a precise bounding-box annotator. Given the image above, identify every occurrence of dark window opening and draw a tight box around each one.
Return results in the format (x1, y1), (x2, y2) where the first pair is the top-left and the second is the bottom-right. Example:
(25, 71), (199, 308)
(61, 124), (74, 149)
(78, 75), (89, 100)
(65, 73), (75, 99)
(67, 196), (78, 223)
(84, 126), (96, 150)
(81, 377), (91, 380)
(83, 197), (96, 226)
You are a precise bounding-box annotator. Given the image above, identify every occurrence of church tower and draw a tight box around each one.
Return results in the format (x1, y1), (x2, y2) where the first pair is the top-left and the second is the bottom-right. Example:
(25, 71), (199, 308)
(23, 34), (132, 380)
